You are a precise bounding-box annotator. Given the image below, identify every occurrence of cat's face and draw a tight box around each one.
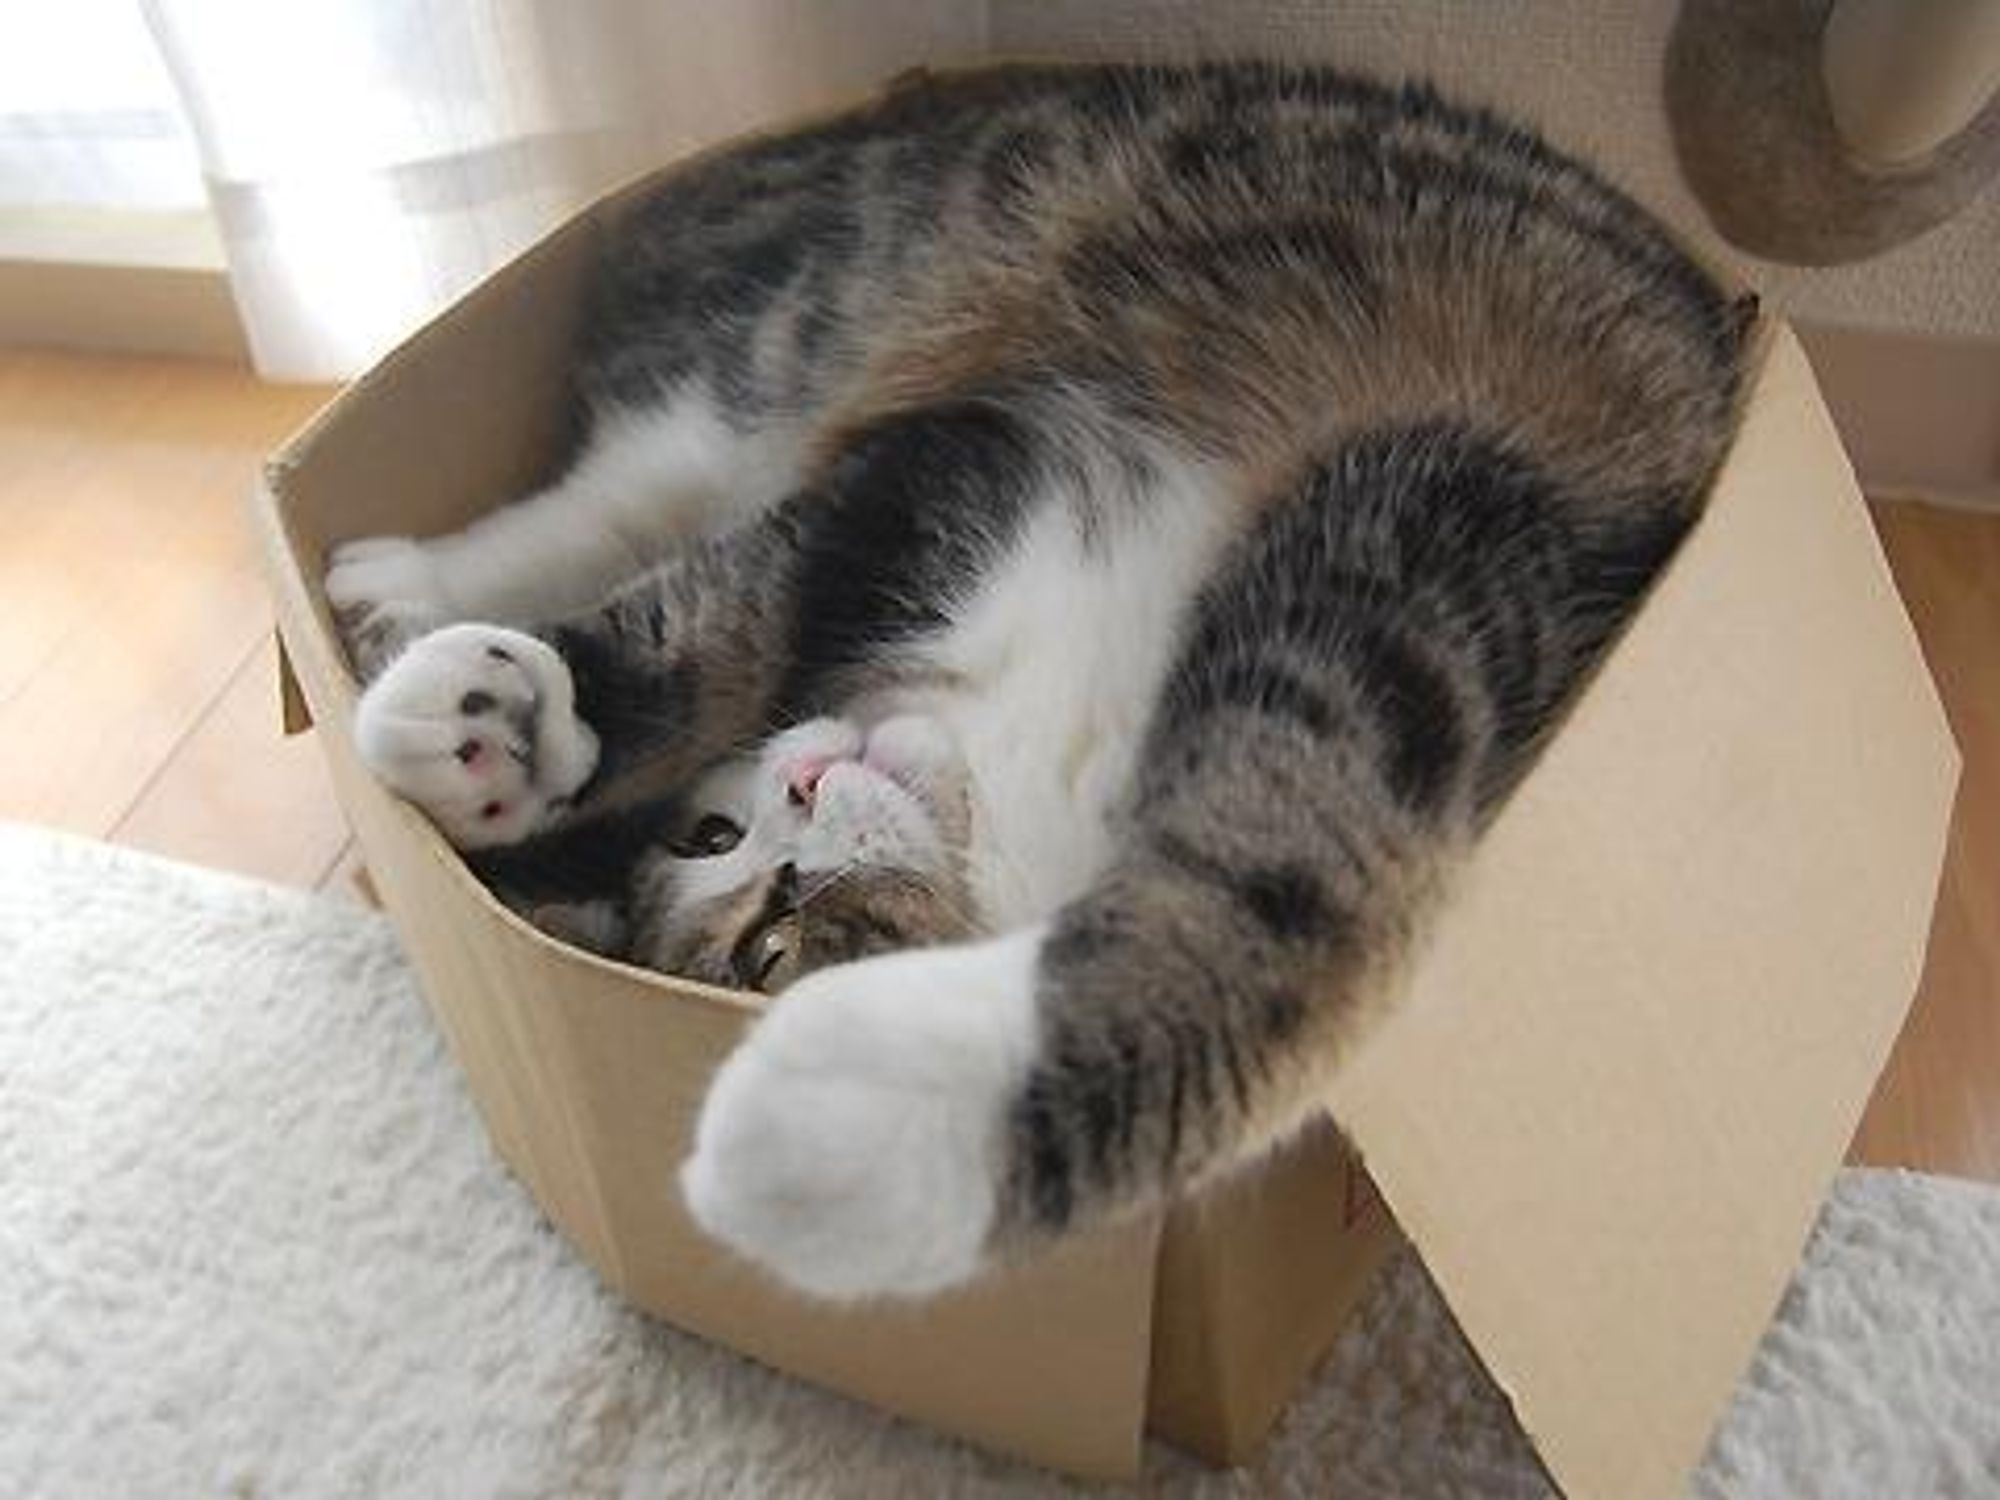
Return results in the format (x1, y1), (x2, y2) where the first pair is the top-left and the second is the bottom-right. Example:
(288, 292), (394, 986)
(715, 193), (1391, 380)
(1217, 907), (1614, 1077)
(633, 714), (977, 991)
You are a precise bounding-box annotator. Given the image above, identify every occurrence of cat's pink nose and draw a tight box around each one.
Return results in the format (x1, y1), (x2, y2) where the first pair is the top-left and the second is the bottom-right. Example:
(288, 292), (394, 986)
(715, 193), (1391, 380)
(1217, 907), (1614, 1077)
(785, 757), (836, 810)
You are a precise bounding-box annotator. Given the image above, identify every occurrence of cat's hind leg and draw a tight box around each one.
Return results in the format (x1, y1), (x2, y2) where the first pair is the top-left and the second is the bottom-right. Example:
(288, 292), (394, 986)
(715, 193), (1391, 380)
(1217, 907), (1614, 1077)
(681, 927), (1045, 1299)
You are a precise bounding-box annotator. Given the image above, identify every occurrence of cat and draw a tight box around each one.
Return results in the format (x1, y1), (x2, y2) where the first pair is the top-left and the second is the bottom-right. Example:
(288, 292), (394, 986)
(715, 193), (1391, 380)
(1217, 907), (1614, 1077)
(325, 62), (1753, 1302)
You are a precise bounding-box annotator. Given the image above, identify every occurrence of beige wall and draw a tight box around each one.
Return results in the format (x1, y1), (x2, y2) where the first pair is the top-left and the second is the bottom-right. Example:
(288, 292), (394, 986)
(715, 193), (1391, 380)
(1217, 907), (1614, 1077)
(988, 0), (2000, 342)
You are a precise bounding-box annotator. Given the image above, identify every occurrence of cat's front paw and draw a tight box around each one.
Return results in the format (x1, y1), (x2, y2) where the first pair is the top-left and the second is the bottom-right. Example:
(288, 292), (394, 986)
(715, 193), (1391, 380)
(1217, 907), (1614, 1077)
(326, 536), (452, 679)
(352, 623), (598, 849)
(680, 929), (1044, 1300)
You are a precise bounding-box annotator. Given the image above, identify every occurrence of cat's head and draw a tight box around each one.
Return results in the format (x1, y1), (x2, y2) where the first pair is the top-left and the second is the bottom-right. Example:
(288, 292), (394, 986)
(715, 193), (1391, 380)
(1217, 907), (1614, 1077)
(633, 714), (978, 992)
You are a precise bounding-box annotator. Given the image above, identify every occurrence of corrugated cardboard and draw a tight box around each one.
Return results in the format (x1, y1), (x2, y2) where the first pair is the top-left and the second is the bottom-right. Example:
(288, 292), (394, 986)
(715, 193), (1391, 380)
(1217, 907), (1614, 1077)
(1323, 328), (1960, 1496)
(251, 117), (1957, 1492)
(1148, 1118), (1403, 1463)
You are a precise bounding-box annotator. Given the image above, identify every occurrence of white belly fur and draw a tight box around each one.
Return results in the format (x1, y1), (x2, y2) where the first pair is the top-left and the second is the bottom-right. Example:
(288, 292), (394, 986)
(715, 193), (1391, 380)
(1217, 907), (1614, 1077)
(908, 455), (1235, 931)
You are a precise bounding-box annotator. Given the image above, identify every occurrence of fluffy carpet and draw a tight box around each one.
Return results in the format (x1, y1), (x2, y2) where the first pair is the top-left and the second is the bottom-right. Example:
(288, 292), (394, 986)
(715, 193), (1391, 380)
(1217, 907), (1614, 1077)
(4, 823), (1997, 1498)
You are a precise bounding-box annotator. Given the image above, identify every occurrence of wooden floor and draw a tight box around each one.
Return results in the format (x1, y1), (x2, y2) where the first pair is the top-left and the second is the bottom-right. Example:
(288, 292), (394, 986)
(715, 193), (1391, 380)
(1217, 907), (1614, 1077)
(1851, 502), (2000, 1184)
(1, 348), (1995, 1184)
(0, 351), (350, 893)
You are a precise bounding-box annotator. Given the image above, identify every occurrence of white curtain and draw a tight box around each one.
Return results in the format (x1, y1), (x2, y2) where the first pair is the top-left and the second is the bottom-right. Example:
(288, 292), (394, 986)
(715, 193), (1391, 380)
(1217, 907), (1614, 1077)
(140, 0), (986, 381)
(0, 0), (204, 210)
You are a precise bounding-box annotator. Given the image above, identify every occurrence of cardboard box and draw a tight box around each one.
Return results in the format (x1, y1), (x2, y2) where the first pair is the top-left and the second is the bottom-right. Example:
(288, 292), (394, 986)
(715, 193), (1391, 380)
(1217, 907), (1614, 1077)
(252, 137), (1958, 1494)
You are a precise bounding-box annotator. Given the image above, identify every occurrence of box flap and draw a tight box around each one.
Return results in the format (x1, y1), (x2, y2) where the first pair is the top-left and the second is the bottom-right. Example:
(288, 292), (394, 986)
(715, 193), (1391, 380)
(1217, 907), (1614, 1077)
(1323, 327), (1958, 1497)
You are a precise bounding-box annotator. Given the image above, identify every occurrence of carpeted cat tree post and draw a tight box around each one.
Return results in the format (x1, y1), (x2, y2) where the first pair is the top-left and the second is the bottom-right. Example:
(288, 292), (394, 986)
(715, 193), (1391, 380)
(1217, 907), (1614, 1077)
(1667, 0), (2000, 265)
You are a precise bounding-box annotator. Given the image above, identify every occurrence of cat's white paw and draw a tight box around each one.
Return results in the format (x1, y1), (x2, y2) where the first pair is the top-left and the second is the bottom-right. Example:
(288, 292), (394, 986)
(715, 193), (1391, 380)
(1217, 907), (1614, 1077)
(326, 536), (452, 677)
(680, 928), (1045, 1300)
(353, 623), (598, 849)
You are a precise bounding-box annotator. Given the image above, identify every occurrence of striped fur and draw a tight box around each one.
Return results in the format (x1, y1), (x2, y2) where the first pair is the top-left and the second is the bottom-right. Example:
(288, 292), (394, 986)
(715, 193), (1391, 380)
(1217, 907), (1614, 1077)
(334, 63), (1752, 1296)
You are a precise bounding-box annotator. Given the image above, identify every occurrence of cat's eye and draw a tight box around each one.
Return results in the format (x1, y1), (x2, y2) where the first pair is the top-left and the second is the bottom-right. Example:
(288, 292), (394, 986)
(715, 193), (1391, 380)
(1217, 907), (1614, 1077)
(675, 813), (743, 858)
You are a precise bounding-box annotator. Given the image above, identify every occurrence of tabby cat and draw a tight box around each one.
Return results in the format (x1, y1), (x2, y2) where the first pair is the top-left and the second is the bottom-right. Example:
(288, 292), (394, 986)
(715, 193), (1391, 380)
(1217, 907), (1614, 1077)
(326, 63), (1751, 1301)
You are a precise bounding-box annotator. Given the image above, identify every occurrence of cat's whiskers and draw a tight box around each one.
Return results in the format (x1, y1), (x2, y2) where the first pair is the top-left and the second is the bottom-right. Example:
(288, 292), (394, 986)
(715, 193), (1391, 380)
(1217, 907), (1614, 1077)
(795, 866), (860, 908)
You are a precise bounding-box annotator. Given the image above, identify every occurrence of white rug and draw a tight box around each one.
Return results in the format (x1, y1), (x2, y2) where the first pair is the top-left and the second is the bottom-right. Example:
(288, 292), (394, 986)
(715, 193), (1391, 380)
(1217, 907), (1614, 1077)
(4, 823), (1997, 1498)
